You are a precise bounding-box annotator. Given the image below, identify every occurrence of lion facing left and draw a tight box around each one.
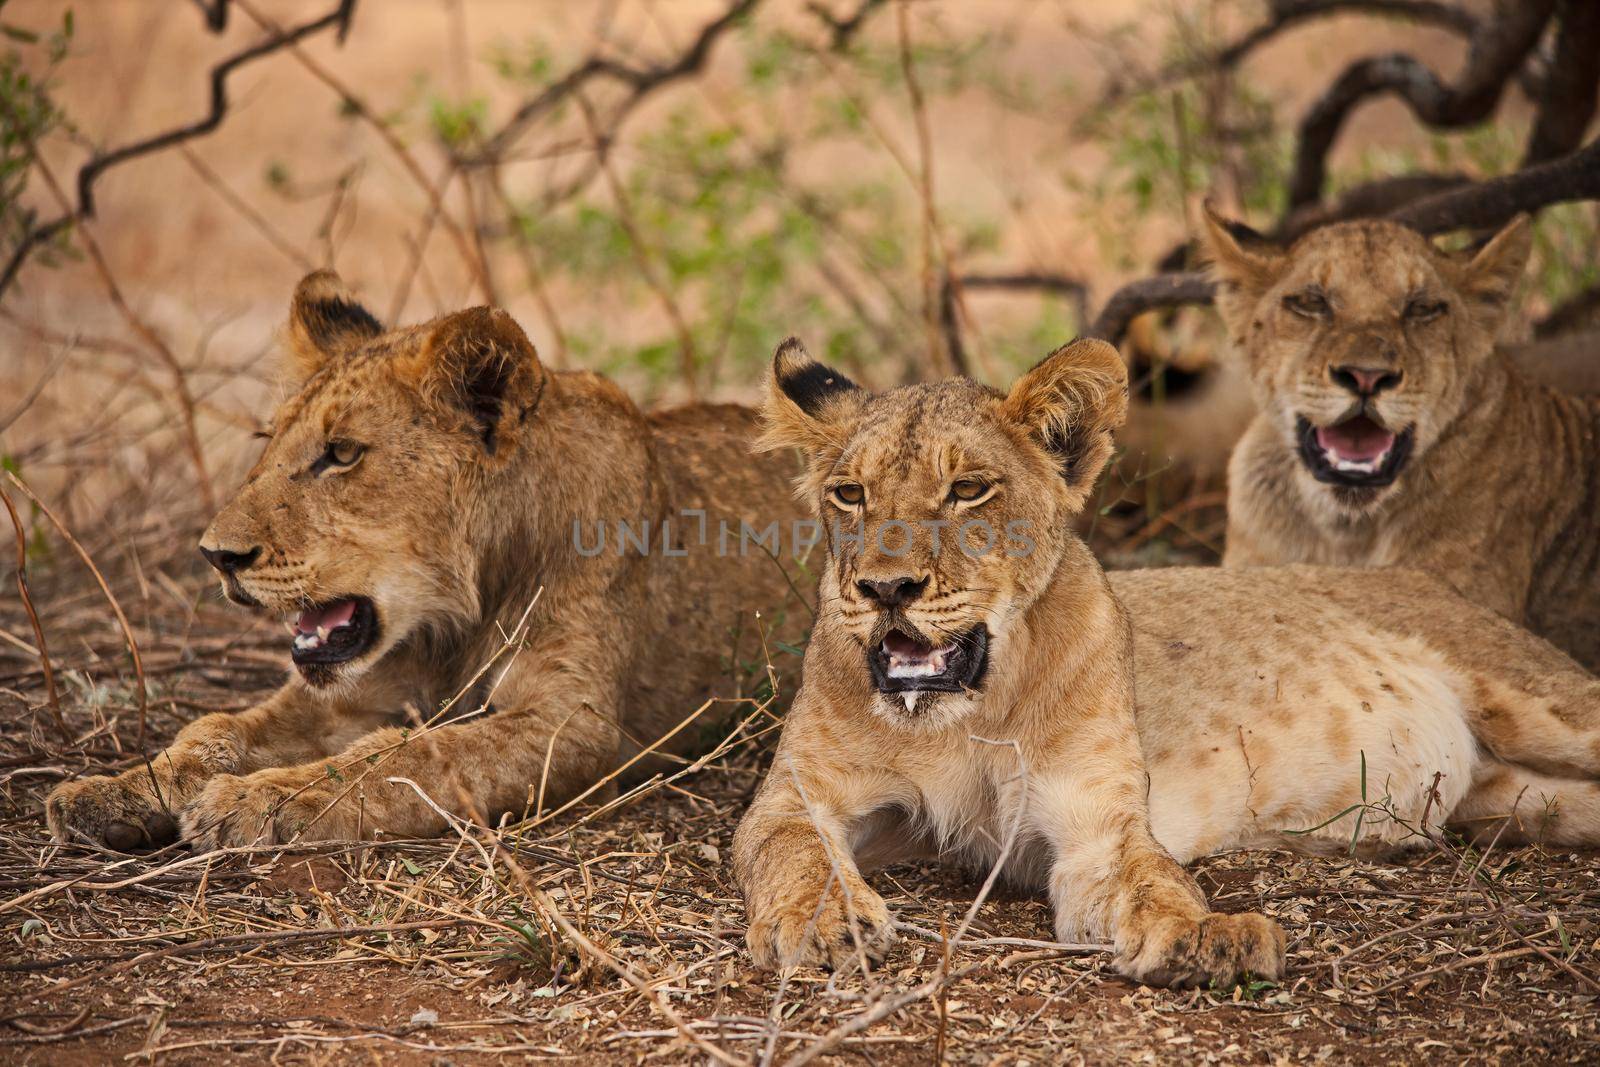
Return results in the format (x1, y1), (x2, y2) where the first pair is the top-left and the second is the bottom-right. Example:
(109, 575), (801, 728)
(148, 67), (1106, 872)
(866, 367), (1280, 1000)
(45, 271), (811, 851)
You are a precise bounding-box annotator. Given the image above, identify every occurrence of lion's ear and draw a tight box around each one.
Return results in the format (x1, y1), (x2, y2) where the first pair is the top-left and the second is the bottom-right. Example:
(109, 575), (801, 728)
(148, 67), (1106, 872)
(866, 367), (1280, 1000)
(287, 270), (382, 379)
(1199, 202), (1285, 339)
(756, 337), (865, 456)
(400, 306), (546, 459)
(1453, 214), (1532, 316)
(1000, 338), (1128, 510)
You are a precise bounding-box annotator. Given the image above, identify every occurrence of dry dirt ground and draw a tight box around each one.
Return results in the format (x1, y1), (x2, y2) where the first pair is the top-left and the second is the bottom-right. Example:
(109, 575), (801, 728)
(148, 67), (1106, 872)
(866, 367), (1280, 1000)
(2, 560), (1597, 1065)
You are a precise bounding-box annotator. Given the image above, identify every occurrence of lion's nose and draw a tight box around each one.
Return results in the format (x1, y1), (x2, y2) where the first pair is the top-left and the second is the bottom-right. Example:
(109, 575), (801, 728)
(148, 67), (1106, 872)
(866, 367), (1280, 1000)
(856, 575), (928, 607)
(1330, 365), (1402, 397)
(200, 544), (262, 575)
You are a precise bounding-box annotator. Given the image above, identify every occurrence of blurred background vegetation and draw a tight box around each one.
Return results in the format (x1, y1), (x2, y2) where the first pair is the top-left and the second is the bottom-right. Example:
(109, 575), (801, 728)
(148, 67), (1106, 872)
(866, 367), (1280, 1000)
(1, 0), (1597, 562)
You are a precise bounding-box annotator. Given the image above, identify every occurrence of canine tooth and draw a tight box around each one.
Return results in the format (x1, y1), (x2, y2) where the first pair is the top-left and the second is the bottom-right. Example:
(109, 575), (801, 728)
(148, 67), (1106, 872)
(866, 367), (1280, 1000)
(317, 625), (330, 641)
(901, 693), (918, 713)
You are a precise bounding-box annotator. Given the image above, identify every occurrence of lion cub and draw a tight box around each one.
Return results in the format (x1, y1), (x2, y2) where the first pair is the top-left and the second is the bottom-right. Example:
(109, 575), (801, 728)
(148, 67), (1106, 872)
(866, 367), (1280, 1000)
(733, 338), (1286, 987)
(734, 337), (1600, 988)
(1205, 210), (1600, 671)
(46, 273), (811, 851)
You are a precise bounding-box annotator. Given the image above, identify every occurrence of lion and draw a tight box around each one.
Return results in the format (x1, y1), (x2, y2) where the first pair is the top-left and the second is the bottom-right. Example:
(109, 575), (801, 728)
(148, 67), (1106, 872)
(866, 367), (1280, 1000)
(1203, 208), (1600, 671)
(45, 271), (811, 851)
(732, 337), (1600, 987)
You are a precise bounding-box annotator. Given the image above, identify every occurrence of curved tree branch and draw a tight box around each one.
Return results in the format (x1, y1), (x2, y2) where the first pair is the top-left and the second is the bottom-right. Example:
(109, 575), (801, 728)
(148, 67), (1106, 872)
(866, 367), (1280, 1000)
(1094, 0), (1483, 118)
(76, 0), (358, 218)
(1089, 135), (1600, 346)
(938, 271), (1091, 375)
(0, 0), (357, 298)
(471, 0), (763, 165)
(1391, 135), (1600, 233)
(1523, 0), (1600, 165)
(1087, 273), (1217, 346)
(1286, 0), (1556, 209)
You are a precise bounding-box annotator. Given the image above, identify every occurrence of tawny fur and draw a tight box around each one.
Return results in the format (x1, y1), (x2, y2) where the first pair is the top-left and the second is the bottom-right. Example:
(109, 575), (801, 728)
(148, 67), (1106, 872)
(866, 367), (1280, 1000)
(733, 338), (1600, 989)
(1205, 211), (1600, 670)
(45, 273), (811, 851)
(734, 339), (1285, 988)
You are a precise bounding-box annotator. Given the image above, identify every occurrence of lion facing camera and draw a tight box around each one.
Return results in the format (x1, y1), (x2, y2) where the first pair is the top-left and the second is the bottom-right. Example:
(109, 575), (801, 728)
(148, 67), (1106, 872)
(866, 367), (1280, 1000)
(733, 337), (1600, 988)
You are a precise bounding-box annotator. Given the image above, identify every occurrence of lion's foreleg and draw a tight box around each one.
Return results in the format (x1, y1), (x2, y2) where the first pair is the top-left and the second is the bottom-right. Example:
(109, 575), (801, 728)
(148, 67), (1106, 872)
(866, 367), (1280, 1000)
(179, 686), (625, 849)
(1034, 731), (1285, 989)
(45, 685), (355, 850)
(733, 756), (894, 971)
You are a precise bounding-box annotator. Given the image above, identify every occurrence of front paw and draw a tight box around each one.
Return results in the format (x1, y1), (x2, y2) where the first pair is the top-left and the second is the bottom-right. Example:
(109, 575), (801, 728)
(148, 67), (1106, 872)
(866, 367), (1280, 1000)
(180, 773), (340, 850)
(1116, 911), (1285, 990)
(46, 772), (182, 852)
(746, 880), (895, 971)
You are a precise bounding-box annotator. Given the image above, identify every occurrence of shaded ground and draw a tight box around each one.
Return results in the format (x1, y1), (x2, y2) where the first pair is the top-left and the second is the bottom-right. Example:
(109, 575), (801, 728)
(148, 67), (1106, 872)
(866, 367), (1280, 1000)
(2, 561), (1597, 1065)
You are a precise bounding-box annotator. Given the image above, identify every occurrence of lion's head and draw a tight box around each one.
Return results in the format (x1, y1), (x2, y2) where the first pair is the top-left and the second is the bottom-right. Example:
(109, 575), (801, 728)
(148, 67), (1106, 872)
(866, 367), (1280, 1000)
(758, 337), (1127, 729)
(199, 271), (545, 687)
(1203, 209), (1531, 515)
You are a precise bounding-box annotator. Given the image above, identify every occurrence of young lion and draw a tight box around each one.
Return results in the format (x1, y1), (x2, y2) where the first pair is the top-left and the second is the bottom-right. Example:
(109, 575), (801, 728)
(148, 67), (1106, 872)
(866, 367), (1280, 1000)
(1205, 209), (1600, 671)
(733, 338), (1600, 987)
(46, 272), (810, 851)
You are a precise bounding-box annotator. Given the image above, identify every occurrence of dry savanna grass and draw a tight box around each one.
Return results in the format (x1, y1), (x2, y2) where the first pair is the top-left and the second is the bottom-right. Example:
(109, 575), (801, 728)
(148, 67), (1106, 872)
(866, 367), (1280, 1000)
(1, 539), (1597, 1064)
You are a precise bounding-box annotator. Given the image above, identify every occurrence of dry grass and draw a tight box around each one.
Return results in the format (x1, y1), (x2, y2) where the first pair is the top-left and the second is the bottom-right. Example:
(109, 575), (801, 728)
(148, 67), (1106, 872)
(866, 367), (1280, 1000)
(2, 535), (1597, 1065)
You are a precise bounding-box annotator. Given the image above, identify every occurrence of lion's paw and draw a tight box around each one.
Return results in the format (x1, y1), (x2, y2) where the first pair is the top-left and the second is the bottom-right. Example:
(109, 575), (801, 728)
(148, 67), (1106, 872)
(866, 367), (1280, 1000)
(746, 882), (895, 971)
(180, 773), (337, 851)
(1116, 910), (1285, 990)
(45, 773), (181, 852)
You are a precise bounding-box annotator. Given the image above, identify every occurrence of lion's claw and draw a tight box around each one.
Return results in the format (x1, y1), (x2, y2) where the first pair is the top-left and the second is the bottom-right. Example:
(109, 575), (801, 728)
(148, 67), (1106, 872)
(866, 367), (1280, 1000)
(180, 773), (342, 851)
(1116, 910), (1286, 989)
(746, 885), (896, 971)
(45, 774), (182, 852)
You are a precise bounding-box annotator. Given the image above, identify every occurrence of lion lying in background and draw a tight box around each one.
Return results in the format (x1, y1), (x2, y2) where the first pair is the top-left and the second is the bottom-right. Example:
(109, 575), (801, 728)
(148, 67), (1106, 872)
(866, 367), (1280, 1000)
(734, 338), (1600, 987)
(1206, 210), (1600, 671)
(46, 272), (811, 851)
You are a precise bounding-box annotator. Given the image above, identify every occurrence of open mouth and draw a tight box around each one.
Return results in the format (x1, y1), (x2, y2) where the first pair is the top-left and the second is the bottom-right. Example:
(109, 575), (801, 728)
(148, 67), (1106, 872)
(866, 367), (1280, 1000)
(867, 624), (989, 696)
(1296, 414), (1413, 488)
(288, 596), (379, 668)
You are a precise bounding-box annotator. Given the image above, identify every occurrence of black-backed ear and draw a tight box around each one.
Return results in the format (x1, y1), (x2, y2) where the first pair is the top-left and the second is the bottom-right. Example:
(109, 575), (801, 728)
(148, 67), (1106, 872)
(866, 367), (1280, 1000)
(1000, 338), (1129, 511)
(1447, 214), (1531, 321)
(756, 337), (865, 455)
(287, 270), (383, 379)
(1199, 201), (1286, 340)
(399, 307), (545, 460)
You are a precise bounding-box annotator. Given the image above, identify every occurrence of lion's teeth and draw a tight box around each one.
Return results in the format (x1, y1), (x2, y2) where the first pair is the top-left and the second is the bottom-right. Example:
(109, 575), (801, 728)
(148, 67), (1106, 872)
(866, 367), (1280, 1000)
(316, 625), (330, 641)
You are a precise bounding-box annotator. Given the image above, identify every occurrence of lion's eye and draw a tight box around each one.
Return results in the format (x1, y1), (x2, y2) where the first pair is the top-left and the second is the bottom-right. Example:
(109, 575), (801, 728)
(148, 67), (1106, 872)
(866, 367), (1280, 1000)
(313, 439), (365, 473)
(1404, 298), (1447, 323)
(1283, 290), (1330, 319)
(949, 479), (989, 502)
(831, 483), (865, 507)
